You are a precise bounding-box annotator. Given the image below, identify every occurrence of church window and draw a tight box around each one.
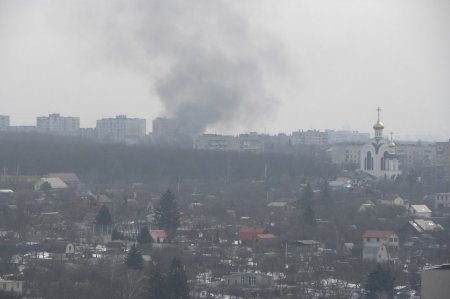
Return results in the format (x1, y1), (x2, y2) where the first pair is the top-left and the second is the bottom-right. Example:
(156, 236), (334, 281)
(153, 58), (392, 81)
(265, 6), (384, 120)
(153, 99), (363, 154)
(365, 151), (373, 170)
(381, 151), (389, 170)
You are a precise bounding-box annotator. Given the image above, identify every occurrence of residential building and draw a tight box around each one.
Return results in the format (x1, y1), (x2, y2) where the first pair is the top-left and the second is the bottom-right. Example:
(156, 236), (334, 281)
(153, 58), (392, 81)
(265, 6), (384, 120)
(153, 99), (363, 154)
(294, 240), (323, 252)
(262, 133), (291, 152)
(363, 230), (399, 248)
(78, 127), (96, 139)
(237, 133), (266, 153)
(193, 134), (234, 151)
(236, 227), (269, 245)
(47, 173), (81, 189)
(396, 142), (436, 170)
(291, 130), (328, 145)
(360, 108), (401, 179)
(222, 272), (274, 289)
(326, 130), (370, 144)
(421, 264), (450, 299)
(363, 243), (389, 263)
(409, 204), (432, 218)
(330, 144), (361, 165)
(96, 115), (146, 144)
(0, 115), (10, 131)
(7, 125), (36, 133)
(151, 229), (168, 243)
(34, 177), (68, 191)
(380, 194), (406, 207)
(436, 140), (450, 180)
(254, 233), (279, 250)
(152, 117), (181, 144)
(406, 219), (443, 234)
(359, 200), (375, 212)
(435, 192), (450, 209)
(42, 241), (75, 260)
(328, 178), (352, 191)
(37, 113), (80, 136)
(0, 278), (23, 295)
(193, 133), (265, 153)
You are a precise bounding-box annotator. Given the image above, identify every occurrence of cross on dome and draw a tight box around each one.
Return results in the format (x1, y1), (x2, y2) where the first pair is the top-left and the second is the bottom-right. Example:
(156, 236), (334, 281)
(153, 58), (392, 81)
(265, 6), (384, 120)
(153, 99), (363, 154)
(373, 107), (384, 130)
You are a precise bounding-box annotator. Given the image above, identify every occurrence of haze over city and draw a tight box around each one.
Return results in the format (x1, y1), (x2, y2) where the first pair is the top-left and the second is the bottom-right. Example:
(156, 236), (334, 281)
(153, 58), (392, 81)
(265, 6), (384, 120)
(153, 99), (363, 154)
(3, 1), (450, 298)
(1, 0), (449, 140)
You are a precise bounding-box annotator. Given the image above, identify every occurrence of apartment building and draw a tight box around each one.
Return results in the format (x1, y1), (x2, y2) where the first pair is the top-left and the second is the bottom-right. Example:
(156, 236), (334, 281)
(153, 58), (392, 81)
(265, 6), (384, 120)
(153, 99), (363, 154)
(396, 143), (436, 170)
(193, 133), (265, 153)
(326, 130), (370, 144)
(291, 130), (328, 145)
(36, 113), (80, 136)
(436, 140), (450, 180)
(330, 144), (361, 165)
(96, 115), (146, 144)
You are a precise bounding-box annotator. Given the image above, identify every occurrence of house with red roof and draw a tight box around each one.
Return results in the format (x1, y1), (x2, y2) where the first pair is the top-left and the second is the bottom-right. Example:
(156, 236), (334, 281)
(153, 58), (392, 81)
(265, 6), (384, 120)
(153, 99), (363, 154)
(236, 227), (269, 245)
(363, 230), (399, 248)
(151, 229), (168, 243)
(255, 233), (280, 250)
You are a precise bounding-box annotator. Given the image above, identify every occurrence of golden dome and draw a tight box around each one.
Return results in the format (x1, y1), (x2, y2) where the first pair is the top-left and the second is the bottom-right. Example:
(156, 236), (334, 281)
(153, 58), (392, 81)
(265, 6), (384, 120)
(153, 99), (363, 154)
(388, 132), (396, 147)
(373, 107), (384, 130)
(373, 120), (384, 130)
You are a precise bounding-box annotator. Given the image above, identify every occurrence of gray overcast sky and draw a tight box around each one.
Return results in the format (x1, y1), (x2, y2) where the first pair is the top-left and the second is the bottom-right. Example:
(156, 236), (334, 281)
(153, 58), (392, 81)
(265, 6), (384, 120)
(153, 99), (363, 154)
(0, 0), (449, 140)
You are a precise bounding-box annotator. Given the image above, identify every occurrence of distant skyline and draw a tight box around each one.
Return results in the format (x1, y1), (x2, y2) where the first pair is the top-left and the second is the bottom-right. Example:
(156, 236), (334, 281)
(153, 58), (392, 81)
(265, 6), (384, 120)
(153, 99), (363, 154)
(1, 0), (449, 141)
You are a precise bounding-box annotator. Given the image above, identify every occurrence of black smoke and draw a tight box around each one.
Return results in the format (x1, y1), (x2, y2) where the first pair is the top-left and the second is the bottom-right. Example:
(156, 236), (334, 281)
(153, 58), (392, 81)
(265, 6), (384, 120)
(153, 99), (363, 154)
(68, 0), (283, 136)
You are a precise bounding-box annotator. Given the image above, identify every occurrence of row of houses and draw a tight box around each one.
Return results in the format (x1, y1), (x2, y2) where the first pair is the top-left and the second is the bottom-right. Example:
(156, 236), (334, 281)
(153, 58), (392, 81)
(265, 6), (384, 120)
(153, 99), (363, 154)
(360, 193), (447, 264)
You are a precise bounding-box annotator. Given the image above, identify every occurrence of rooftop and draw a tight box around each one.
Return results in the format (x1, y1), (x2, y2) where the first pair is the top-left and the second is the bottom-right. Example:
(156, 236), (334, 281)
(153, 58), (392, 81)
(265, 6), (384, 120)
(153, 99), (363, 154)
(411, 205), (432, 213)
(363, 230), (396, 238)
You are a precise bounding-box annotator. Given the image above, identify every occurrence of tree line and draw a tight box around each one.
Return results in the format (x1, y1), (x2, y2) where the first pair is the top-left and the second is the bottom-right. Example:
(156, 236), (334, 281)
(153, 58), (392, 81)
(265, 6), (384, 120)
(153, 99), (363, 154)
(0, 133), (337, 182)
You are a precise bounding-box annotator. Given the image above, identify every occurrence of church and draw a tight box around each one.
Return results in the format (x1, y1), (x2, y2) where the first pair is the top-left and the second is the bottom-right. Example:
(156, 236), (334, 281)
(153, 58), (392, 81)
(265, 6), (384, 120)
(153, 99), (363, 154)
(360, 108), (401, 179)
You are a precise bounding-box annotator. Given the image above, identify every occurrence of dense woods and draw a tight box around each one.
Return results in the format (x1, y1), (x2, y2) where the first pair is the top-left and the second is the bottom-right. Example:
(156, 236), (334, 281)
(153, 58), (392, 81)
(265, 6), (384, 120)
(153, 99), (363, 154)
(0, 133), (337, 183)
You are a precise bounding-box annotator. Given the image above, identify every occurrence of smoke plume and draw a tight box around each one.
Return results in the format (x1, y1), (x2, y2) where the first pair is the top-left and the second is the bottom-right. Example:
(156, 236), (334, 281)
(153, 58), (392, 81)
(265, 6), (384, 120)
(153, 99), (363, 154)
(68, 0), (283, 135)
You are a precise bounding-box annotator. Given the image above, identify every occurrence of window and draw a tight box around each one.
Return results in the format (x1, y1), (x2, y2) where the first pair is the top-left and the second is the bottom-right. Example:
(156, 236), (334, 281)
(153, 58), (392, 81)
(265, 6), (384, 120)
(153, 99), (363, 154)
(249, 276), (256, 286)
(381, 151), (389, 170)
(376, 238), (380, 242)
(241, 276), (245, 285)
(365, 151), (373, 170)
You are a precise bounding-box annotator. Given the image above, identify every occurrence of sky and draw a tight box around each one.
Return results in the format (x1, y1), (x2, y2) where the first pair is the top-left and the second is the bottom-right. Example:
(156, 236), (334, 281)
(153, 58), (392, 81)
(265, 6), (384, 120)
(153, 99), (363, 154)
(0, 0), (449, 140)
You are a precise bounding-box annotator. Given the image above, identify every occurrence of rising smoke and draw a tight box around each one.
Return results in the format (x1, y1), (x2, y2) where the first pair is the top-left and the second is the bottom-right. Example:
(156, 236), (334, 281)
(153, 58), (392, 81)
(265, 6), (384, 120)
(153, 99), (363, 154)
(63, 0), (284, 136)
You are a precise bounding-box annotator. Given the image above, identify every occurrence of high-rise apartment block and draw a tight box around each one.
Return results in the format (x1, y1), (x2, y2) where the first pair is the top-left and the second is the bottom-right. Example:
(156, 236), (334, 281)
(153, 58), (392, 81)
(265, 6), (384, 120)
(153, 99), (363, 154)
(330, 144), (361, 165)
(291, 130), (328, 145)
(193, 133), (265, 153)
(396, 143), (436, 170)
(326, 130), (370, 144)
(0, 115), (10, 131)
(36, 113), (80, 136)
(152, 117), (180, 143)
(436, 140), (450, 180)
(96, 115), (146, 144)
